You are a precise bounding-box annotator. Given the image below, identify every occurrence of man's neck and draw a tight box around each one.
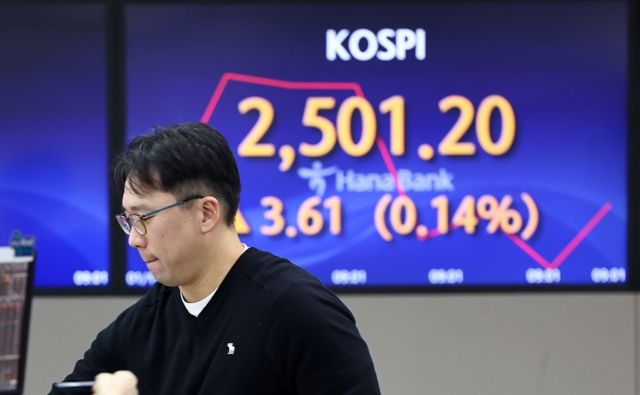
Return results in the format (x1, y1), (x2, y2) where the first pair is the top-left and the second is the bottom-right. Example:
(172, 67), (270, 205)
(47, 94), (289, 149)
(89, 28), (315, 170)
(179, 231), (245, 303)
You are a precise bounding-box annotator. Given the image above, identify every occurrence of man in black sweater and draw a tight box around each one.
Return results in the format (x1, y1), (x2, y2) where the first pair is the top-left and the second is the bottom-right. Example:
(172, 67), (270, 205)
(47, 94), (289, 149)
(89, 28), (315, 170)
(49, 122), (381, 395)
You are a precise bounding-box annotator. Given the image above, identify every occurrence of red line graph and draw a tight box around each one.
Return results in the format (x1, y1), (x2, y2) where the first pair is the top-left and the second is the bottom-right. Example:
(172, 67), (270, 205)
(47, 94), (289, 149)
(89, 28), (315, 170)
(200, 72), (611, 270)
(506, 202), (612, 269)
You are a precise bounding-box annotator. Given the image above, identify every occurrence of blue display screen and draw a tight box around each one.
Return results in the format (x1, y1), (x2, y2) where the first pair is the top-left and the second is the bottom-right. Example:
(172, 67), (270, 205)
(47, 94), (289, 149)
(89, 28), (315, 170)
(0, 6), (109, 288)
(125, 3), (627, 288)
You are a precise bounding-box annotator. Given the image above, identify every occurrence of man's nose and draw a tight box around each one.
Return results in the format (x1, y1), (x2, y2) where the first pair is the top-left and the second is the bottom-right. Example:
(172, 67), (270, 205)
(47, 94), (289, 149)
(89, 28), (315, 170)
(128, 229), (146, 249)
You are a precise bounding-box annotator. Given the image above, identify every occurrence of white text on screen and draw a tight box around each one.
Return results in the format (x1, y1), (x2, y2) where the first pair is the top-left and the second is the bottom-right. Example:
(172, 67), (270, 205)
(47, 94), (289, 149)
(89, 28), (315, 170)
(326, 28), (426, 61)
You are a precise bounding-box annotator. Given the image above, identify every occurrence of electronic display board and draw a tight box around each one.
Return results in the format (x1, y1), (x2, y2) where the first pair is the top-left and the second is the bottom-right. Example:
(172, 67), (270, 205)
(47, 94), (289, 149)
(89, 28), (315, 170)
(0, 6), (109, 289)
(125, 3), (627, 288)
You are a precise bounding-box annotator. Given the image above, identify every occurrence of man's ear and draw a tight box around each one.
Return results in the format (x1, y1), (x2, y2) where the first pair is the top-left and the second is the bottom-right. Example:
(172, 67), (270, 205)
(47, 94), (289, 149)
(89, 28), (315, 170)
(200, 197), (221, 233)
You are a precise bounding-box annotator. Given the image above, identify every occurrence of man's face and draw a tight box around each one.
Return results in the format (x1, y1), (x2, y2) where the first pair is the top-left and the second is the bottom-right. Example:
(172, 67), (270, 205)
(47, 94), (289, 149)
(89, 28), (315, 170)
(121, 180), (203, 287)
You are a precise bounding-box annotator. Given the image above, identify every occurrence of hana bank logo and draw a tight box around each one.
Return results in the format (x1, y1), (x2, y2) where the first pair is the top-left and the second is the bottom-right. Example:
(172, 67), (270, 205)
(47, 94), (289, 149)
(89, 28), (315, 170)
(298, 161), (454, 196)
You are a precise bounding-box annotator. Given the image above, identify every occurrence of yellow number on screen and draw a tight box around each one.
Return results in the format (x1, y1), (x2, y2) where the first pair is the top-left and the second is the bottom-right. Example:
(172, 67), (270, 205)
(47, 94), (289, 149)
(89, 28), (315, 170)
(323, 196), (342, 235)
(238, 97), (276, 157)
(430, 195), (449, 234)
(379, 95), (405, 156)
(337, 97), (377, 157)
(389, 196), (417, 235)
(475, 95), (516, 155)
(300, 97), (337, 157)
(438, 95), (476, 156)
(452, 195), (477, 234)
(260, 196), (285, 236)
(297, 196), (324, 236)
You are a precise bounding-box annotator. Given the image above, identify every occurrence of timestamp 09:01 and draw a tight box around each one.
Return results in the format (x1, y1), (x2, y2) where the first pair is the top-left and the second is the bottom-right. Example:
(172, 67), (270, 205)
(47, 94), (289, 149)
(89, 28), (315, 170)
(526, 268), (627, 285)
(330, 269), (465, 285)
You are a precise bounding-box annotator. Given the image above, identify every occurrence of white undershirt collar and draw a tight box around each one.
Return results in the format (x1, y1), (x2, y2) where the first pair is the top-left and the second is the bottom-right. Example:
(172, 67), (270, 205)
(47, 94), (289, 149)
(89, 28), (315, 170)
(181, 243), (249, 317)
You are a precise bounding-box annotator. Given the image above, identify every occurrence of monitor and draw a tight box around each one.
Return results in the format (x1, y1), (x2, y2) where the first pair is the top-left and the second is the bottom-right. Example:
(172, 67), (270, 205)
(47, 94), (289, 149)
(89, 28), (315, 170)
(0, 5), (109, 291)
(124, 2), (628, 289)
(0, 245), (34, 394)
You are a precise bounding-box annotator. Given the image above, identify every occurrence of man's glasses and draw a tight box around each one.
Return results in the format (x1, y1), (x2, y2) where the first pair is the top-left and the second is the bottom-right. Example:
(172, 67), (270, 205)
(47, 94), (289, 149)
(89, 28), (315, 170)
(116, 195), (204, 235)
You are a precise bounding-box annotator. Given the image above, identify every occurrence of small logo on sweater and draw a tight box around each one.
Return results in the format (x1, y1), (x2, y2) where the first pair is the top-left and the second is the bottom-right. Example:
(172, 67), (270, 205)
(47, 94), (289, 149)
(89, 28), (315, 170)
(227, 343), (235, 355)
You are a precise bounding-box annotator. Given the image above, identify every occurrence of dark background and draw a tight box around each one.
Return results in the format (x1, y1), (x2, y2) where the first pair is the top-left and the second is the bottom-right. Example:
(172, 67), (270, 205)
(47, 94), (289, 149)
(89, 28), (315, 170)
(0, 0), (637, 295)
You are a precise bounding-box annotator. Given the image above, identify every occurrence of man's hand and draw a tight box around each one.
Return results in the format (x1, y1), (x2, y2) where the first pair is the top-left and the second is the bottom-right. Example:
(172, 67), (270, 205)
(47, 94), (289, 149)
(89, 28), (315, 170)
(92, 371), (138, 395)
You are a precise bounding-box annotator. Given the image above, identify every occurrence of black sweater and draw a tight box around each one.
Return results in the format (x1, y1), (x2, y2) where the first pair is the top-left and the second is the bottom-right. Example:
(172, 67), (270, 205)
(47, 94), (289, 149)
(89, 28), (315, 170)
(49, 247), (381, 395)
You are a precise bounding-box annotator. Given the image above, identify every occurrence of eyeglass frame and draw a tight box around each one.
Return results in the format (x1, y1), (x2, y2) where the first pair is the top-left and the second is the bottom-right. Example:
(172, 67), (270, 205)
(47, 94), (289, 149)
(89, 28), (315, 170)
(116, 195), (204, 235)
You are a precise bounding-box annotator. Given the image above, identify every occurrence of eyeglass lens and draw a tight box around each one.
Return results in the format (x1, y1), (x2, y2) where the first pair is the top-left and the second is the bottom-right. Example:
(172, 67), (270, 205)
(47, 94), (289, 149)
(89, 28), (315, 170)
(117, 216), (132, 235)
(116, 215), (147, 235)
(130, 217), (146, 234)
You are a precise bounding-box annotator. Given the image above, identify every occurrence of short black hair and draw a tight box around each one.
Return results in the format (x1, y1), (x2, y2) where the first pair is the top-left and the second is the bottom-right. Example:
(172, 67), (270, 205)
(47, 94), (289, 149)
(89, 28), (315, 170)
(113, 122), (241, 226)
